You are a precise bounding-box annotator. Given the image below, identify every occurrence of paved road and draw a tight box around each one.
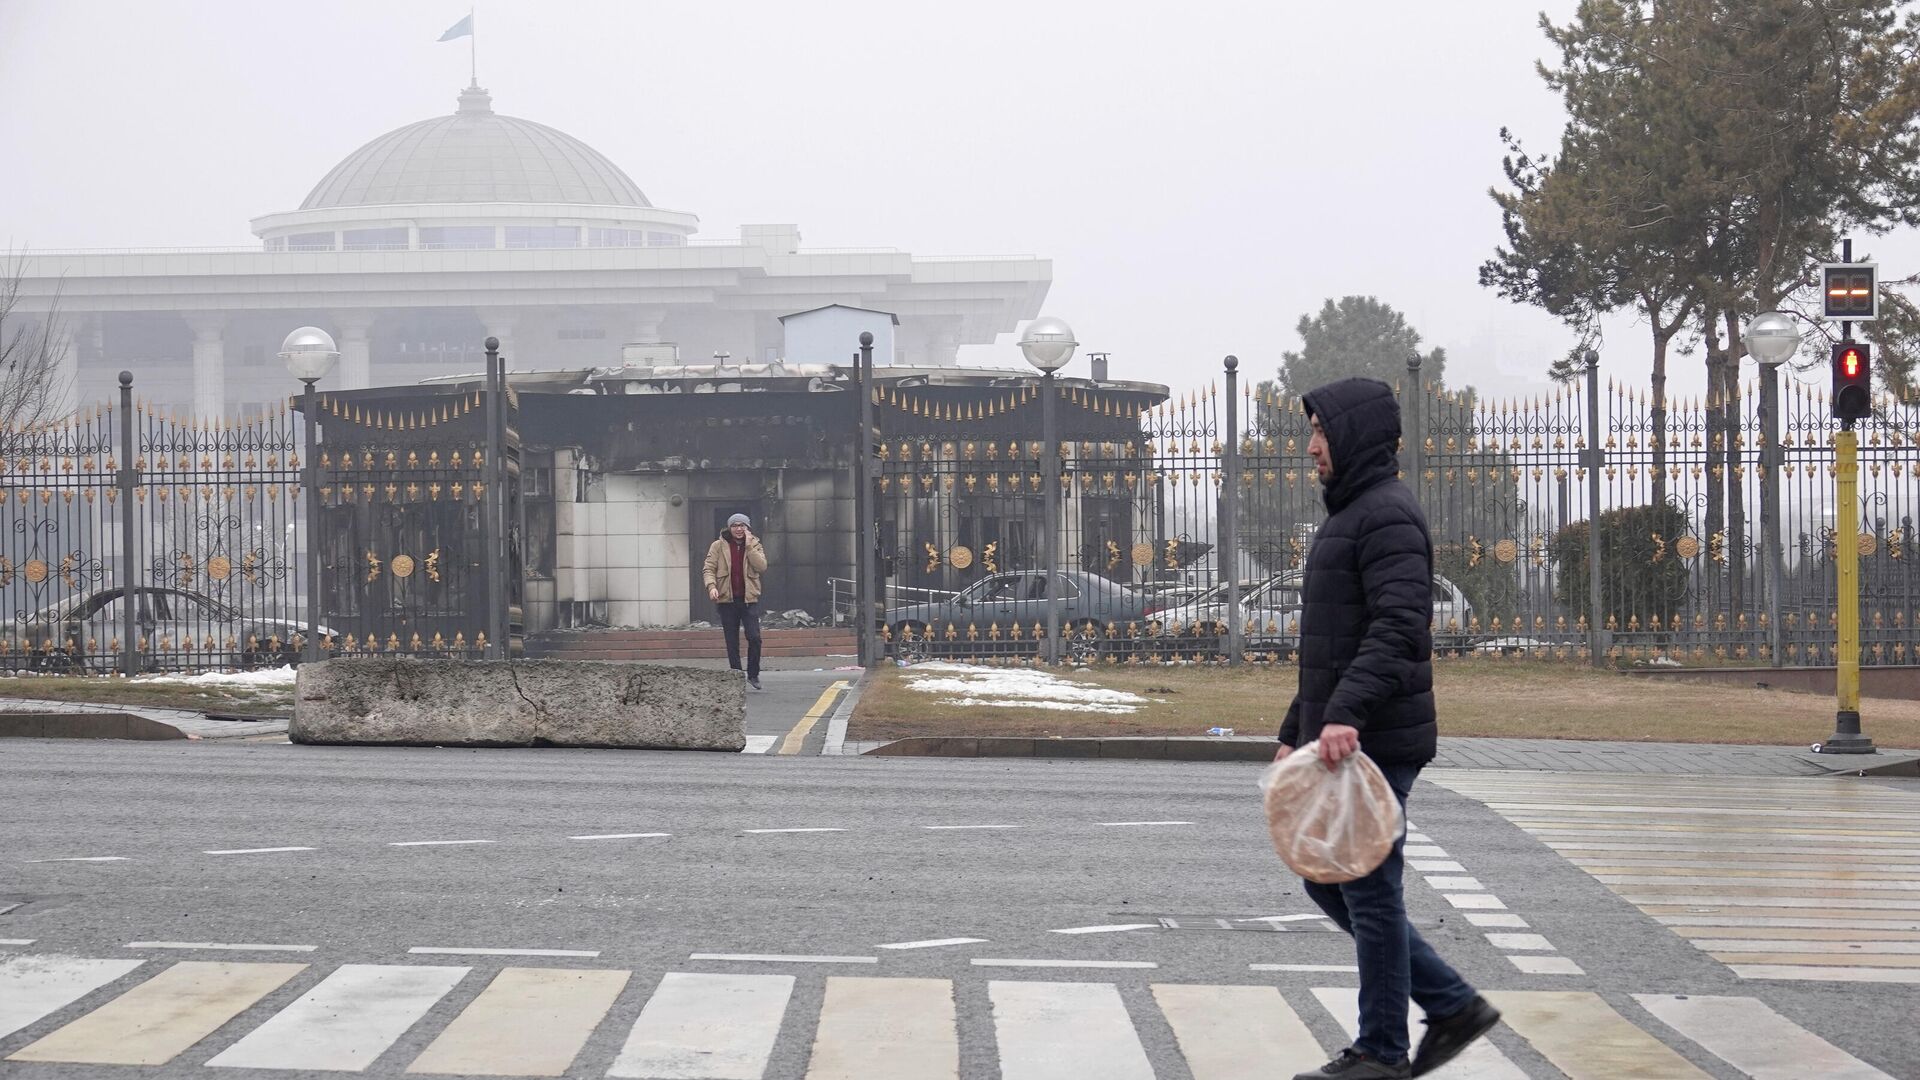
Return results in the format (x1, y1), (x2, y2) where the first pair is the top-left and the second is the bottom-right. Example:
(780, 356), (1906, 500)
(1, 740), (1914, 1077)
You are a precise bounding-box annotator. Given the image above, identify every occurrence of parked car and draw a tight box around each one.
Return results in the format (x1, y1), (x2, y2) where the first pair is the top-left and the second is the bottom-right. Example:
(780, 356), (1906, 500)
(1146, 570), (1472, 655)
(2, 586), (331, 673)
(884, 570), (1149, 659)
(1147, 575), (1306, 653)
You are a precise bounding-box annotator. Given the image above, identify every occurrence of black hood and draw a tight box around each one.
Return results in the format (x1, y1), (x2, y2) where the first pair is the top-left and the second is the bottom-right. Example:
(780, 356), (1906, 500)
(1301, 377), (1402, 513)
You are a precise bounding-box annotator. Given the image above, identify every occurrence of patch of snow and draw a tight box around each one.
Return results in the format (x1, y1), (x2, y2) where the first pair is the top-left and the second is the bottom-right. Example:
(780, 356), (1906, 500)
(903, 662), (1147, 713)
(134, 666), (296, 688)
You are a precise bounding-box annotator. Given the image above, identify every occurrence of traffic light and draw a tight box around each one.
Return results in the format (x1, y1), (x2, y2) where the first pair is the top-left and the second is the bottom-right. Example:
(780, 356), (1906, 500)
(1822, 263), (1878, 320)
(1832, 342), (1873, 421)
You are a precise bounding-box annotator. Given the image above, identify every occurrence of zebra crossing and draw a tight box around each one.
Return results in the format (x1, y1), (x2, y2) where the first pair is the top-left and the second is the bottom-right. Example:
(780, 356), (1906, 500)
(0, 952), (1898, 1078)
(1429, 769), (1920, 984)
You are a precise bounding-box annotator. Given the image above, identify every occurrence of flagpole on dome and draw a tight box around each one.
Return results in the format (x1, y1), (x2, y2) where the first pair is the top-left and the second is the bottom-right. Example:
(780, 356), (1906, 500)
(437, 10), (477, 87)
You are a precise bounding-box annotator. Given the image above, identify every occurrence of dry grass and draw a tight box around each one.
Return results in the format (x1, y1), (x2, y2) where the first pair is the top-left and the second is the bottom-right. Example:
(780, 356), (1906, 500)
(849, 659), (1920, 747)
(0, 676), (292, 715)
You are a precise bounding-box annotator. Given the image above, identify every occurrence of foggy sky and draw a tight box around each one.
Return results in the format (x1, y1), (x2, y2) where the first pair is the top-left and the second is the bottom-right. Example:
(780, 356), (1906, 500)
(3, 0), (1914, 403)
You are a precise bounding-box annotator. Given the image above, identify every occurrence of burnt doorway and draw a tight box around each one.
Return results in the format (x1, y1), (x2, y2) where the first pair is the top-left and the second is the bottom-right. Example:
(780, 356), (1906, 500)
(689, 498), (762, 622)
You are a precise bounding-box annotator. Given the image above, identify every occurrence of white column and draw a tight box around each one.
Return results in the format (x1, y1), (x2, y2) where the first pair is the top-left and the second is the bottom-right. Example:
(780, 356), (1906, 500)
(925, 318), (963, 367)
(186, 313), (227, 419)
(334, 312), (374, 390)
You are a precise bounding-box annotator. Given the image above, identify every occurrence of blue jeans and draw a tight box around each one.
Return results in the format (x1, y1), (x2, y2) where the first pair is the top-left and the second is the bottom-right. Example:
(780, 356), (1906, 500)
(1301, 762), (1477, 1065)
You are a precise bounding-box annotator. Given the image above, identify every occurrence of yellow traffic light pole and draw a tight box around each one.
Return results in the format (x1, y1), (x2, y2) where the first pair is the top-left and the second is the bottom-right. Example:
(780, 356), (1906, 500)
(1825, 373), (1874, 755)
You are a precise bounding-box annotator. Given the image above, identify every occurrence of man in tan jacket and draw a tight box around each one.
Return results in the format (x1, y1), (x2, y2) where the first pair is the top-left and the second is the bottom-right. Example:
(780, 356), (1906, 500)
(702, 513), (768, 689)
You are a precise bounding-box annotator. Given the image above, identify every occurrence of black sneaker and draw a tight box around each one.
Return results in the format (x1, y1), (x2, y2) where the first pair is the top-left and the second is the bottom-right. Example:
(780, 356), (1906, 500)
(1412, 995), (1501, 1077)
(1292, 1047), (1411, 1080)
(747, 677), (763, 691)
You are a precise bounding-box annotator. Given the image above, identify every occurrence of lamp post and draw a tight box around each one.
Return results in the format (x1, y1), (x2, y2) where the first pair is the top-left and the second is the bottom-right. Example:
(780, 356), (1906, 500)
(1747, 312), (1798, 671)
(1020, 317), (1077, 664)
(281, 326), (339, 664)
(856, 331), (878, 668)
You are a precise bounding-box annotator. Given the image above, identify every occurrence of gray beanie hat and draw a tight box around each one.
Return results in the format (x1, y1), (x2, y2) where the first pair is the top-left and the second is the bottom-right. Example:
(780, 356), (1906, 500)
(728, 513), (751, 528)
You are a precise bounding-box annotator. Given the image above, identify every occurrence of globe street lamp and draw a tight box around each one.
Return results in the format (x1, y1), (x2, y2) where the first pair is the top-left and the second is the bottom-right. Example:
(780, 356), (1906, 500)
(1747, 312), (1798, 672)
(282, 326), (338, 664)
(1020, 317), (1077, 663)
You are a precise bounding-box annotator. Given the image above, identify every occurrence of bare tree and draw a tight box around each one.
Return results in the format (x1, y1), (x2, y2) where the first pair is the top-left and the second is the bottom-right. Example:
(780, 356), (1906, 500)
(0, 251), (71, 431)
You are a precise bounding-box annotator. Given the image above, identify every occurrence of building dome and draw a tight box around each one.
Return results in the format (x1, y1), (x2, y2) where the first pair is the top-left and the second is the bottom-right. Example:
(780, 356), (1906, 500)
(299, 85), (650, 210)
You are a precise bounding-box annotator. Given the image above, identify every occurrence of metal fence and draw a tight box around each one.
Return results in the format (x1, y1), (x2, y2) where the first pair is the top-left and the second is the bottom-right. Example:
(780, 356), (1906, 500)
(2, 369), (520, 674)
(3, 374), (307, 673)
(872, 357), (1920, 667)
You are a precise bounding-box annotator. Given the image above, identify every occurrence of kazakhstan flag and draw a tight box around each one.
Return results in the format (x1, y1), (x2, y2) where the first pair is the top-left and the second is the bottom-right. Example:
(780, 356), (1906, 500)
(437, 14), (473, 41)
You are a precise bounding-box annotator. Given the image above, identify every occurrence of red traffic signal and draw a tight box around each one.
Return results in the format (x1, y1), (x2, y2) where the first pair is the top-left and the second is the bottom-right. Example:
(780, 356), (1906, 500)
(1822, 263), (1878, 320)
(1832, 342), (1873, 421)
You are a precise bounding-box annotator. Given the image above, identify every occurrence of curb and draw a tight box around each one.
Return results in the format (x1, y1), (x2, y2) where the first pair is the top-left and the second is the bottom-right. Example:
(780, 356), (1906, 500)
(821, 673), (866, 756)
(860, 735), (1273, 762)
(0, 697), (289, 741)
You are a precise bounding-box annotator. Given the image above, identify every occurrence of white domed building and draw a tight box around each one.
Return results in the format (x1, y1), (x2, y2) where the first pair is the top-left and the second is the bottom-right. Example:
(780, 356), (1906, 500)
(19, 84), (1051, 417)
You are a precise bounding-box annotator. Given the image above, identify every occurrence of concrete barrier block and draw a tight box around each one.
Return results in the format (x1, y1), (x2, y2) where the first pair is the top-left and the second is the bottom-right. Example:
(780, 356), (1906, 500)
(292, 658), (745, 750)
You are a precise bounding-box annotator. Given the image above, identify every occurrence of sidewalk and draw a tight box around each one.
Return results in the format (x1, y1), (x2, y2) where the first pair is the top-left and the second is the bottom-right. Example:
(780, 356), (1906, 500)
(839, 731), (1920, 777)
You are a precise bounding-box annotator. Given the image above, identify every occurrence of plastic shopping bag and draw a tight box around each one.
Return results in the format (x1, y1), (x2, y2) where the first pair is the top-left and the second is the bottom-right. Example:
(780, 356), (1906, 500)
(1258, 741), (1403, 884)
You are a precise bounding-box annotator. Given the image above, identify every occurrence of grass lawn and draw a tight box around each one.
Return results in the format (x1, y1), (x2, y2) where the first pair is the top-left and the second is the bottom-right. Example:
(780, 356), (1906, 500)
(849, 659), (1920, 748)
(0, 676), (293, 716)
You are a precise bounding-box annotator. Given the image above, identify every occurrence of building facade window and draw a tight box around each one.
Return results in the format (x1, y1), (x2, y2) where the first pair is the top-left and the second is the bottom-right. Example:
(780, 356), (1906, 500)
(505, 225), (579, 249)
(419, 226), (495, 250)
(586, 227), (646, 247)
(286, 232), (335, 251)
(343, 227), (409, 251)
(264, 237), (286, 252)
(646, 232), (686, 246)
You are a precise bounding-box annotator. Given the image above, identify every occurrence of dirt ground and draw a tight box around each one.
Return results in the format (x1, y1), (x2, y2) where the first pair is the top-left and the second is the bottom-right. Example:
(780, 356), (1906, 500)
(0, 675), (293, 715)
(848, 658), (1920, 747)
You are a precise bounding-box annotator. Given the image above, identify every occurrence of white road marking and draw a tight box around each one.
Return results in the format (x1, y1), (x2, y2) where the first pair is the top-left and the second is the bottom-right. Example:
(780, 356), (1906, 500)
(876, 938), (988, 950)
(742, 828), (845, 834)
(28, 856), (127, 862)
(1153, 983), (1330, 1080)
(408, 946), (601, 958)
(1049, 924), (1157, 935)
(972, 959), (1158, 969)
(921, 824), (1024, 830)
(1313, 986), (1529, 1079)
(409, 966), (630, 1077)
(0, 939), (35, 946)
(1633, 993), (1895, 1080)
(989, 980), (1155, 1080)
(203, 847), (314, 856)
(1658, 915), (1920, 930)
(1235, 914), (1332, 924)
(1485, 933), (1554, 951)
(1410, 859), (1466, 872)
(1465, 913), (1530, 928)
(1445, 894), (1508, 910)
(1508, 955), (1585, 975)
(1406, 833), (1433, 843)
(1404, 845), (1449, 857)
(207, 963), (469, 1071)
(609, 971), (793, 1079)
(742, 735), (778, 754)
(125, 942), (316, 953)
(388, 839), (496, 847)
(1486, 989), (1709, 1079)
(570, 832), (670, 841)
(1727, 964), (1920, 983)
(1248, 963), (1359, 973)
(1098, 820), (1192, 826)
(16, 960), (304, 1066)
(689, 953), (877, 964)
(1425, 875), (1484, 891)
(807, 976), (957, 1080)
(0, 955), (144, 1041)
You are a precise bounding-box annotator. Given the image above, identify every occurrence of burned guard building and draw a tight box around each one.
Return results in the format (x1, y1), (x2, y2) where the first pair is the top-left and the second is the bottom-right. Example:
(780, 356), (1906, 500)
(314, 303), (1171, 635)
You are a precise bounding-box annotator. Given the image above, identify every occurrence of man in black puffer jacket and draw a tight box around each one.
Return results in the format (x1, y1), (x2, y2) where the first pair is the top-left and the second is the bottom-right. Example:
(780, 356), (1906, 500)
(1279, 378), (1499, 1080)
